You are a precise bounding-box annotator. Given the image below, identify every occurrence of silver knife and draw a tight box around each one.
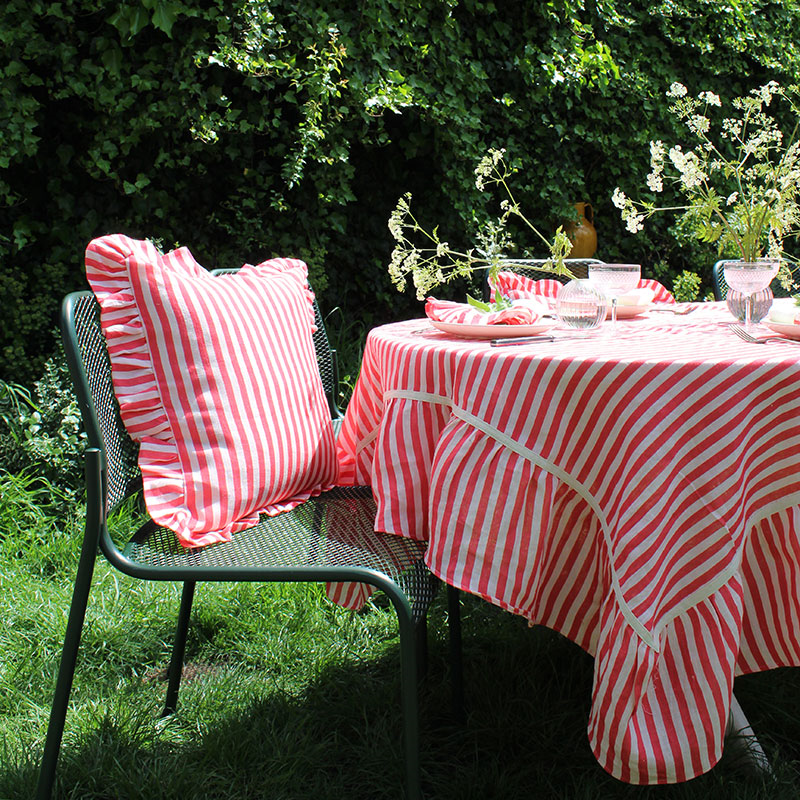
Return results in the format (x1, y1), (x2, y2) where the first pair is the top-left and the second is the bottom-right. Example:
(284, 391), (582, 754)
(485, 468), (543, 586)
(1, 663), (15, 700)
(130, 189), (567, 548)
(490, 334), (587, 346)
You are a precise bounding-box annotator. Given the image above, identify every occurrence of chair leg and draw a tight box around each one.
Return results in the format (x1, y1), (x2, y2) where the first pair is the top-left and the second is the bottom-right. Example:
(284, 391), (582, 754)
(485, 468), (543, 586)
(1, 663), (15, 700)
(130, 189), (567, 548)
(36, 450), (105, 800)
(415, 613), (429, 681)
(35, 563), (97, 799)
(447, 585), (464, 722)
(163, 580), (196, 716)
(36, 555), (103, 790)
(385, 589), (421, 800)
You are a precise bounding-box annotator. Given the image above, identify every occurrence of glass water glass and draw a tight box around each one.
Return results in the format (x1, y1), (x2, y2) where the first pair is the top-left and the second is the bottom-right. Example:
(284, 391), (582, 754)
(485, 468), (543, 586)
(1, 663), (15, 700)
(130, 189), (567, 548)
(722, 261), (780, 330)
(587, 263), (641, 328)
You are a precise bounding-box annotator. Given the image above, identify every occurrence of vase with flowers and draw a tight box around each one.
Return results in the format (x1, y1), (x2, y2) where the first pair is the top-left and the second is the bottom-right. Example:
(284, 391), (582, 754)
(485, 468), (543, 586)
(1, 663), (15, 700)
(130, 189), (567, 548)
(612, 81), (800, 306)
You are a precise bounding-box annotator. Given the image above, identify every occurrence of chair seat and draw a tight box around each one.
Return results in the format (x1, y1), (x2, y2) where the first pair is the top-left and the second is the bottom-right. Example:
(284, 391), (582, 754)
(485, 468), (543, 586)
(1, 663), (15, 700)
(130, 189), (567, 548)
(125, 486), (437, 622)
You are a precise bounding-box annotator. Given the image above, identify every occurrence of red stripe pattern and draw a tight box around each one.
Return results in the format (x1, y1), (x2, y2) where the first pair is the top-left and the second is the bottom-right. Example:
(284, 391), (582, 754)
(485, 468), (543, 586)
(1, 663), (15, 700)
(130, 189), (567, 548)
(86, 234), (338, 548)
(336, 306), (800, 783)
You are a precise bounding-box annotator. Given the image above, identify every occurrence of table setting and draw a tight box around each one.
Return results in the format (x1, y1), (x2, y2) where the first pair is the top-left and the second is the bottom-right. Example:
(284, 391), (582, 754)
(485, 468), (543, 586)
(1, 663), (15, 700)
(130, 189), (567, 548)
(338, 256), (800, 785)
(345, 82), (800, 786)
(418, 259), (800, 354)
(337, 290), (800, 784)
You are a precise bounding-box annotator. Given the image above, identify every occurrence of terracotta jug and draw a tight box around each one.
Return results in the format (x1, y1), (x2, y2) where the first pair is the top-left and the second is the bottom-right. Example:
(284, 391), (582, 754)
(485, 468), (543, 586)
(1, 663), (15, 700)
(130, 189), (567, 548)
(566, 202), (598, 259)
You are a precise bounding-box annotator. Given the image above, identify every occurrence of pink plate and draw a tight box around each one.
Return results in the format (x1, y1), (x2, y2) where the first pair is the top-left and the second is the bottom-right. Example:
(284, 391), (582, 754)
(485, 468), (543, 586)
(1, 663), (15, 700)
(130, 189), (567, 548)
(765, 321), (800, 340)
(430, 320), (555, 338)
(609, 304), (652, 320)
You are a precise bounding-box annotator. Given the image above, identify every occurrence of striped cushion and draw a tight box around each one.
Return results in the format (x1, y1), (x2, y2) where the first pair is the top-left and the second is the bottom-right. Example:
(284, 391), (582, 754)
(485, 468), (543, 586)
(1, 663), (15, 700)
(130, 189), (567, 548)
(85, 234), (338, 548)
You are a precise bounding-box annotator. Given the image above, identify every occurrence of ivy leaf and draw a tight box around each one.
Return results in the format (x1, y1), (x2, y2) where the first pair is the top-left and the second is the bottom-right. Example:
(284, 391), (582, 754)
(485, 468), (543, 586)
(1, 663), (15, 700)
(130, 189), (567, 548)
(151, 4), (179, 38)
(101, 46), (123, 75)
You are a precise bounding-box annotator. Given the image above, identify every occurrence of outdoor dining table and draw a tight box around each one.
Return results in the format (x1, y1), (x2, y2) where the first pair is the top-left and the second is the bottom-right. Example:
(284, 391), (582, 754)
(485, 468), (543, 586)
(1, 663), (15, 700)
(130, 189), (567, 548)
(334, 301), (800, 785)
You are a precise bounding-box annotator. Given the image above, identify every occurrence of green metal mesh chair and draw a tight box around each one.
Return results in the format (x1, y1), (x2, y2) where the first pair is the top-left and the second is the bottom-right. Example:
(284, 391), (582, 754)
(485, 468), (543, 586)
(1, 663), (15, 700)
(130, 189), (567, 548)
(712, 258), (800, 300)
(36, 284), (439, 800)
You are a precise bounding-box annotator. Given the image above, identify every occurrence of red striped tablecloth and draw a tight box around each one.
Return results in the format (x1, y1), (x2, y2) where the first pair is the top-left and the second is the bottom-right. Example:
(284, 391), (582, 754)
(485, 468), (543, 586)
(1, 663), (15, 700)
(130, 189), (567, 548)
(336, 303), (800, 784)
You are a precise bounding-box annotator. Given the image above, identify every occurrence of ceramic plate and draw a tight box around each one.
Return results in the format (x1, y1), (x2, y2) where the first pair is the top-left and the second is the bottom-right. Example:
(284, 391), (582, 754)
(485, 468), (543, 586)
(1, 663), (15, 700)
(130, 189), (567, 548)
(610, 304), (652, 319)
(429, 320), (555, 338)
(765, 320), (800, 340)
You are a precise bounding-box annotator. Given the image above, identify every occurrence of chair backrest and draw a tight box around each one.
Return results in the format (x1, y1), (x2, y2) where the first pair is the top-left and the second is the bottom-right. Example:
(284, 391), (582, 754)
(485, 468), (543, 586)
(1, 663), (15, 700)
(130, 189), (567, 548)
(712, 259), (800, 300)
(483, 258), (604, 300)
(61, 281), (340, 517)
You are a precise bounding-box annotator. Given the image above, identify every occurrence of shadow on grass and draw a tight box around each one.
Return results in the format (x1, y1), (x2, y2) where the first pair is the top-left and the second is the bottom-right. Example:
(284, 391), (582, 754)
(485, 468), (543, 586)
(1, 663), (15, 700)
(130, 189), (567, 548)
(5, 594), (800, 800)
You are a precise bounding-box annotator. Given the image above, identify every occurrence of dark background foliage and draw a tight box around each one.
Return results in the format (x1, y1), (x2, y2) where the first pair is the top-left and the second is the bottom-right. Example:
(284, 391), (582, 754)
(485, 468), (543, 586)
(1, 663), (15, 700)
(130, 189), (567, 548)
(3, 0), (800, 384)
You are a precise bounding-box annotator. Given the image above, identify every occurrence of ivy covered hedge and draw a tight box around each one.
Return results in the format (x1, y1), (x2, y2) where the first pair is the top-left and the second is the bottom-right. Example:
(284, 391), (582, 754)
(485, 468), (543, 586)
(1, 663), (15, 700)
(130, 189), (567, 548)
(3, 0), (800, 382)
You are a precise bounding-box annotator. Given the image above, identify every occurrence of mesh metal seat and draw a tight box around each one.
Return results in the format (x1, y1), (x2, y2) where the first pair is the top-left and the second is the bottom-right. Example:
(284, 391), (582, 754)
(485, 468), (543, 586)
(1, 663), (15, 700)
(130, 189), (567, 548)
(36, 283), (438, 800)
(712, 258), (800, 300)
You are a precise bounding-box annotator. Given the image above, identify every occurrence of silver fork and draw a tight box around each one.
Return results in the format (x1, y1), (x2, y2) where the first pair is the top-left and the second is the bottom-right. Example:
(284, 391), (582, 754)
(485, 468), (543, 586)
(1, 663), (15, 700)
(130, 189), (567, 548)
(729, 323), (800, 345)
(652, 303), (699, 315)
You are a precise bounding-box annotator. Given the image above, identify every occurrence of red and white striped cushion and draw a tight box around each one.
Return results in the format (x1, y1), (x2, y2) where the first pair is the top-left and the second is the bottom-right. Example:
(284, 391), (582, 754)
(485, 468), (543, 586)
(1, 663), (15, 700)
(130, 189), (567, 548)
(85, 234), (338, 548)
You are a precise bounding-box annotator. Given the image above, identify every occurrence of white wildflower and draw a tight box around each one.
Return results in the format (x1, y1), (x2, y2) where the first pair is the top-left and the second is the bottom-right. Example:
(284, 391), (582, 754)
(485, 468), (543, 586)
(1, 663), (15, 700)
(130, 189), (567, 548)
(611, 187), (627, 209)
(650, 140), (665, 161)
(646, 140), (665, 192)
(646, 172), (663, 192)
(756, 81), (780, 105)
(388, 246), (407, 290)
(668, 82), (688, 98)
(474, 148), (505, 190)
(388, 210), (405, 241)
(726, 192), (738, 206)
(687, 114), (710, 135)
(722, 118), (742, 139)
(624, 210), (645, 234)
(669, 146), (706, 189)
(699, 91), (721, 107)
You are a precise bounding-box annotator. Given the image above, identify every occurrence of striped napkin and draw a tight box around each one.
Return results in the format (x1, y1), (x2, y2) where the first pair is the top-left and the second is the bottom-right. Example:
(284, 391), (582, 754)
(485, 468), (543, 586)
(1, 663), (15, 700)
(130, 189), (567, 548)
(425, 297), (546, 325)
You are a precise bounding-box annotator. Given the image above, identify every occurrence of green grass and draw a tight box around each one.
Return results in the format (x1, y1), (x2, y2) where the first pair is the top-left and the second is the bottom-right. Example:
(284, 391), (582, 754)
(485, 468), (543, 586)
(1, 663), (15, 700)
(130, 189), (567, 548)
(1, 474), (800, 799)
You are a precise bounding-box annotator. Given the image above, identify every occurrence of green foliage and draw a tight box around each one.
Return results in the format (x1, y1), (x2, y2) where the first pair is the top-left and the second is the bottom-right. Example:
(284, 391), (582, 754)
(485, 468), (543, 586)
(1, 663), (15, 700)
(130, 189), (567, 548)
(672, 269), (703, 302)
(0, 353), (85, 494)
(3, 0), (800, 384)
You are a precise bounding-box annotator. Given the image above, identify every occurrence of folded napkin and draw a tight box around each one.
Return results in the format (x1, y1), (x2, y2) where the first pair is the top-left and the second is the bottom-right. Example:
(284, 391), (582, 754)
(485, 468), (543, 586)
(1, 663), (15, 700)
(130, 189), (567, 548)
(425, 297), (546, 325)
(768, 299), (800, 325)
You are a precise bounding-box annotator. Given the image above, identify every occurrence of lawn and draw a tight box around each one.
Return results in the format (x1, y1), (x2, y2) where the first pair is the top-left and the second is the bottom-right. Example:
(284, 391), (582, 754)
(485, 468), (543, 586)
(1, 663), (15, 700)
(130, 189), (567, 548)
(1, 474), (800, 799)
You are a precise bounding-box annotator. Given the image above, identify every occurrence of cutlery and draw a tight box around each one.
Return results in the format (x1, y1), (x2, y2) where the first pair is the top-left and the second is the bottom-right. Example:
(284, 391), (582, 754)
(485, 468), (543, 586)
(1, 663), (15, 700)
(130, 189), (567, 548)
(651, 304), (699, 315)
(728, 323), (800, 345)
(490, 334), (585, 346)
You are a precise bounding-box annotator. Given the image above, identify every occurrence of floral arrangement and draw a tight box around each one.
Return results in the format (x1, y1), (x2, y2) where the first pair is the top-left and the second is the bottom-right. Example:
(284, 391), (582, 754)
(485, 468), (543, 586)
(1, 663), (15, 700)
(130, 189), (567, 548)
(387, 149), (574, 304)
(612, 81), (800, 283)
